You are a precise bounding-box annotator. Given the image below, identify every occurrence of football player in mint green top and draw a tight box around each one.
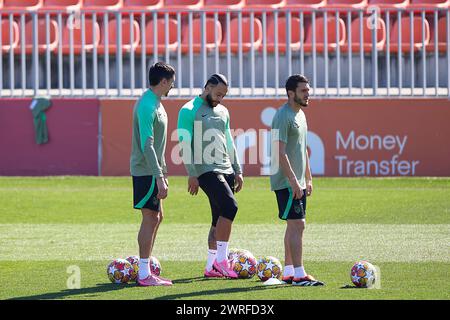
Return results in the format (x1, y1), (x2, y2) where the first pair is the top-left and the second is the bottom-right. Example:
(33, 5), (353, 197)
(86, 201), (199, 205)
(130, 62), (175, 287)
(177, 74), (244, 279)
(271, 74), (324, 287)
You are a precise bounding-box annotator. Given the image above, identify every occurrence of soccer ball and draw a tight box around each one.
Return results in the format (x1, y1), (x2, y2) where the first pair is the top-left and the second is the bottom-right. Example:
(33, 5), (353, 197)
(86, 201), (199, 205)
(149, 256), (162, 276)
(107, 258), (134, 284)
(231, 250), (257, 279)
(125, 255), (139, 281)
(350, 260), (377, 288)
(257, 256), (282, 282)
(228, 248), (251, 264)
(125, 255), (162, 281)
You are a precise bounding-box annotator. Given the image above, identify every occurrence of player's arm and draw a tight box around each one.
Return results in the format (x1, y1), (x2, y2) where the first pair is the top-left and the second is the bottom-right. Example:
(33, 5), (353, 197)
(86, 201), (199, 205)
(305, 150), (313, 196)
(225, 114), (243, 192)
(137, 106), (167, 199)
(277, 141), (303, 200)
(177, 107), (199, 195)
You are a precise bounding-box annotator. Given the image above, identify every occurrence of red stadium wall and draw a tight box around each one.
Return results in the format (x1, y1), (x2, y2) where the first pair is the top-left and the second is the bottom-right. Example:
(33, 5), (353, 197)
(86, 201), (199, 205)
(0, 99), (99, 175)
(1, 98), (449, 177)
(100, 98), (450, 177)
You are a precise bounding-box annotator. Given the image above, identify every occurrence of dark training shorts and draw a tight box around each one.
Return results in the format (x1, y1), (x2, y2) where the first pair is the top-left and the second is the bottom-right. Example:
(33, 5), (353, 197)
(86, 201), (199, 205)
(274, 188), (307, 220)
(198, 171), (238, 227)
(132, 175), (161, 212)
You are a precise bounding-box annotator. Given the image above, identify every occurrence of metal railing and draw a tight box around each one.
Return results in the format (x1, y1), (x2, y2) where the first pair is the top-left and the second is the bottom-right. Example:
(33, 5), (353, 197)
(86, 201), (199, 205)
(0, 7), (449, 98)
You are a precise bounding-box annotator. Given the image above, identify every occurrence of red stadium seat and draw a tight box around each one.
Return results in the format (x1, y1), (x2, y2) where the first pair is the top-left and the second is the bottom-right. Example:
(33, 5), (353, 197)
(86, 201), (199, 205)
(62, 17), (101, 54)
(245, 0), (286, 9)
(97, 17), (140, 54)
(426, 16), (448, 53)
(284, 0), (327, 10)
(123, 0), (163, 10)
(304, 16), (347, 52)
(408, 0), (450, 9)
(21, 17), (58, 53)
(181, 17), (222, 53)
(220, 16), (262, 53)
(342, 16), (386, 53)
(43, 0), (82, 11)
(327, 0), (368, 8)
(203, 0), (244, 9)
(266, 16), (305, 53)
(1, 19), (20, 52)
(83, 0), (123, 10)
(389, 15), (430, 52)
(140, 17), (178, 54)
(367, 0), (410, 9)
(3, 0), (43, 10)
(164, 0), (203, 9)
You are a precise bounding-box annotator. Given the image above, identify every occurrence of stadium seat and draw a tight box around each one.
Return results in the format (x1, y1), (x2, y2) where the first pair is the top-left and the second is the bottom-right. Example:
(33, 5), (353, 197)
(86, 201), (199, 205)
(408, 0), (450, 9)
(203, 0), (245, 10)
(219, 16), (263, 53)
(367, 0), (410, 9)
(266, 16), (305, 53)
(164, 0), (203, 9)
(389, 15), (430, 52)
(181, 17), (222, 53)
(3, 0), (43, 11)
(22, 17), (58, 53)
(342, 16), (386, 53)
(140, 17), (178, 54)
(245, 0), (287, 9)
(1, 18), (20, 52)
(97, 17), (140, 54)
(62, 17), (101, 54)
(326, 0), (368, 8)
(304, 16), (347, 52)
(284, 0), (327, 10)
(43, 0), (82, 11)
(83, 0), (123, 10)
(426, 16), (448, 53)
(123, 0), (163, 10)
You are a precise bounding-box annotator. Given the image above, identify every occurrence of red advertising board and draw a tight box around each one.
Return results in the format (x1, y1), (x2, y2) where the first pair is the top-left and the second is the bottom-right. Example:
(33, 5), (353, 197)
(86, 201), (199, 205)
(100, 98), (450, 177)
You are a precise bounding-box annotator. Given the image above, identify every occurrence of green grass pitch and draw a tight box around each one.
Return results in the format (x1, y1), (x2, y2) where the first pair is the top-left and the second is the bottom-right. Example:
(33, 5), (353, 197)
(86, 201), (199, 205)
(0, 176), (449, 300)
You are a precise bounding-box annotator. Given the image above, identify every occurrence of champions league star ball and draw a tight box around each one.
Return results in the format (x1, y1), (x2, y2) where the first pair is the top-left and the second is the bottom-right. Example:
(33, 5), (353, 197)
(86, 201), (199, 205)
(107, 259), (134, 284)
(350, 260), (377, 288)
(125, 255), (162, 281)
(257, 256), (282, 282)
(149, 256), (162, 276)
(230, 250), (257, 279)
(125, 256), (139, 281)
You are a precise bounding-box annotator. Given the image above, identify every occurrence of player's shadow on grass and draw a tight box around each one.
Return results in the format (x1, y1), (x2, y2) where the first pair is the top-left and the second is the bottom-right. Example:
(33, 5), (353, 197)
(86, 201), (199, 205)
(9, 282), (137, 300)
(154, 283), (283, 300)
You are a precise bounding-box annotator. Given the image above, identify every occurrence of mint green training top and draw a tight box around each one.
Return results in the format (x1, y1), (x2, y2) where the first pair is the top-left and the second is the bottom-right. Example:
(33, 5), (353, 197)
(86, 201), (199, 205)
(130, 89), (168, 177)
(177, 96), (242, 177)
(270, 103), (308, 191)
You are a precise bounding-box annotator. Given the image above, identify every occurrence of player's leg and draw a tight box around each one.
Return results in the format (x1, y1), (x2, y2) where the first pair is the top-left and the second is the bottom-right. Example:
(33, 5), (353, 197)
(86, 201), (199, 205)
(133, 175), (171, 286)
(275, 188), (295, 283)
(200, 172), (238, 278)
(199, 174), (224, 277)
(283, 226), (295, 283)
(149, 201), (164, 255)
(213, 174), (239, 278)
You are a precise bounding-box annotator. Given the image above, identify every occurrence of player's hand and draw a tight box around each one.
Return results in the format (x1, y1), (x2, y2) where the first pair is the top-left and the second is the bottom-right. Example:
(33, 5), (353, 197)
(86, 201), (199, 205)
(306, 180), (313, 197)
(288, 176), (303, 200)
(156, 177), (168, 200)
(188, 176), (199, 196)
(235, 174), (244, 193)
